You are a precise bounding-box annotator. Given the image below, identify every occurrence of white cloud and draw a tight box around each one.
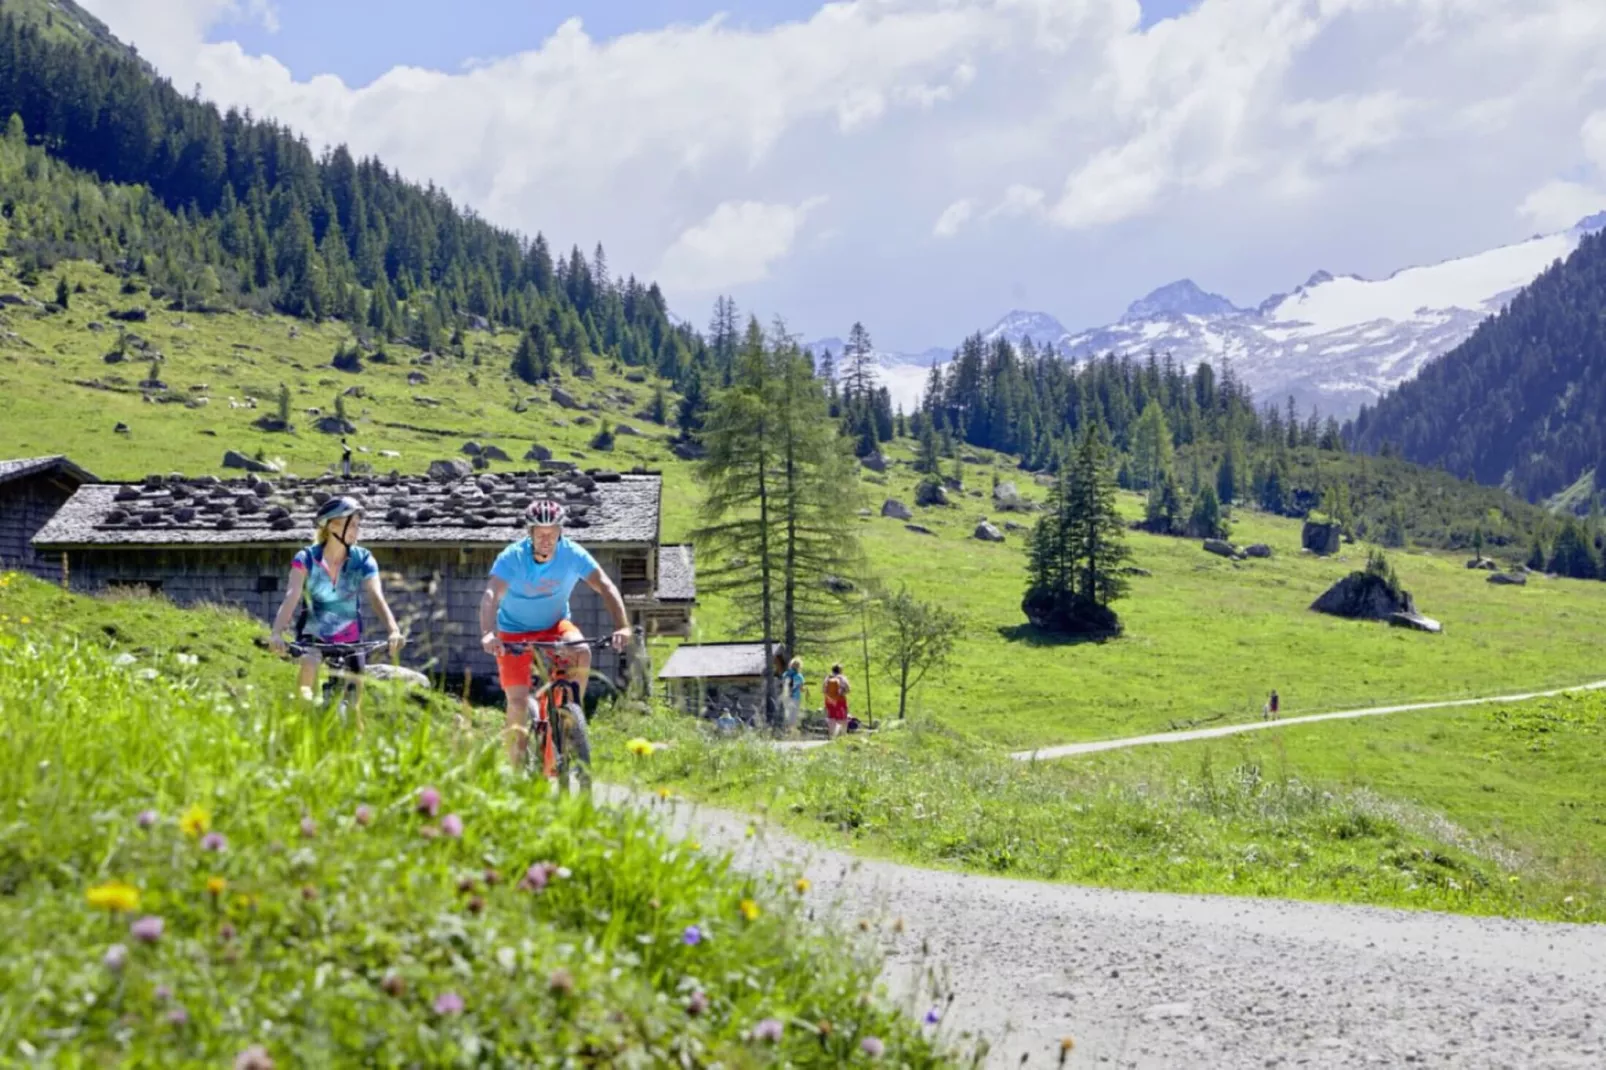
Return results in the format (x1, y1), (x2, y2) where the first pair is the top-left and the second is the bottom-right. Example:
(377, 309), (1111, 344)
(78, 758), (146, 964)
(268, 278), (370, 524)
(1518, 180), (1606, 230)
(933, 199), (974, 238)
(73, 0), (1606, 347)
(655, 198), (826, 294)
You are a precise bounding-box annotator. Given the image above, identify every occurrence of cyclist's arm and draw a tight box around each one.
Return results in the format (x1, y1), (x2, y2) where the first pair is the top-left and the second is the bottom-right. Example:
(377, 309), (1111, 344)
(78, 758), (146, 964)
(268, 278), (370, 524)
(362, 574), (402, 640)
(480, 577), (510, 651)
(582, 567), (631, 633)
(270, 567), (307, 639)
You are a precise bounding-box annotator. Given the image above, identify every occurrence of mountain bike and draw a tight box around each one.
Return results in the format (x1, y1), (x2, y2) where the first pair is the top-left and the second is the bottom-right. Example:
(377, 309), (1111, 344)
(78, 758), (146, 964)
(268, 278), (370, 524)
(501, 631), (638, 796)
(285, 638), (396, 716)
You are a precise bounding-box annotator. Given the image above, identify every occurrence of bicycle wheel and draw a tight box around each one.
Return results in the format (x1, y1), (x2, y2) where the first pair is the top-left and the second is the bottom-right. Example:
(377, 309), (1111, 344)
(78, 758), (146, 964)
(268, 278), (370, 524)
(554, 698), (592, 798)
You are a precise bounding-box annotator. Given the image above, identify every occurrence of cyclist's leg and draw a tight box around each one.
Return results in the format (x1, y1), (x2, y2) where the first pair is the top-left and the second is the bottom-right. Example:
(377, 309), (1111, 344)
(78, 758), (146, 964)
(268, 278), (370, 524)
(548, 620), (590, 707)
(496, 632), (538, 768)
(296, 651), (320, 701)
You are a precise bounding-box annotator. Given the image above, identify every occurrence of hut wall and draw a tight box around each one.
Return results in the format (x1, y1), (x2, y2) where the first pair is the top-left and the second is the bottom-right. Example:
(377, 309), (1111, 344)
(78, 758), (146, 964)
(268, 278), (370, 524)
(0, 476), (78, 582)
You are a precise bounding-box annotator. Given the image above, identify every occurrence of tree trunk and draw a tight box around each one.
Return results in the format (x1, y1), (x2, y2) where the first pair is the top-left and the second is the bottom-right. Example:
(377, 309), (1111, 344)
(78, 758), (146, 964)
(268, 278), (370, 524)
(757, 419), (777, 727)
(898, 659), (910, 720)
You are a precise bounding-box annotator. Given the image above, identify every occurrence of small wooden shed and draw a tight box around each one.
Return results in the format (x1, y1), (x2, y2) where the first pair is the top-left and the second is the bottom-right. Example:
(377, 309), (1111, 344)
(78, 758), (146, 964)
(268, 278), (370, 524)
(657, 642), (772, 719)
(0, 455), (98, 582)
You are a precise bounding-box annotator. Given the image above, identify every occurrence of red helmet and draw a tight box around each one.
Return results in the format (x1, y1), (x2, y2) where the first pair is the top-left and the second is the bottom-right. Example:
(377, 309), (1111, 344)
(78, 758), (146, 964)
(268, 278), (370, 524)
(525, 498), (567, 527)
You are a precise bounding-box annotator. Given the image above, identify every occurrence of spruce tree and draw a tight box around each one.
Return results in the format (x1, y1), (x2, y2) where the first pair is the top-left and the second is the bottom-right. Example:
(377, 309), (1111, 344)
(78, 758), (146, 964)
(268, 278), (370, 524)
(1022, 425), (1129, 634)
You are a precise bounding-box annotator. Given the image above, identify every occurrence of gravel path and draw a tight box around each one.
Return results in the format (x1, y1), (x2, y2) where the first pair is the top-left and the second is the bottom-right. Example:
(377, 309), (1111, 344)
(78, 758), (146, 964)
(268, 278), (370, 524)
(608, 788), (1606, 1069)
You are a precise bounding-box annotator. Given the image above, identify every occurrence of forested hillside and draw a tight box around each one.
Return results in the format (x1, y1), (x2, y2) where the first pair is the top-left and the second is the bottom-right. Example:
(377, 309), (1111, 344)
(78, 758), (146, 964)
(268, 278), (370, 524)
(0, 1), (704, 382)
(1348, 227), (1606, 503)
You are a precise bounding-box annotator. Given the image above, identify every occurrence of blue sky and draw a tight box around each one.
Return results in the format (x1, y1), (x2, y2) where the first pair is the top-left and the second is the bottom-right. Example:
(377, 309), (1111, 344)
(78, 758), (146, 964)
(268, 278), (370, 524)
(214, 0), (1201, 86)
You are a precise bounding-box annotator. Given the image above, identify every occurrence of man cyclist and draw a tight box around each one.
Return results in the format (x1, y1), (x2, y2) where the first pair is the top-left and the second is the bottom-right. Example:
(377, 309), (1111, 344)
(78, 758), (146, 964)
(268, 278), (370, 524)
(268, 495), (404, 703)
(480, 498), (632, 769)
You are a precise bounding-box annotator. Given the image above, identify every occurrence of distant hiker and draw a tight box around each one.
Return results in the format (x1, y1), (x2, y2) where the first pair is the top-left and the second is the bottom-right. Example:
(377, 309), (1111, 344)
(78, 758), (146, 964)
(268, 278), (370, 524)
(781, 657), (806, 730)
(823, 664), (851, 740)
(340, 437), (353, 478)
(1263, 689), (1280, 721)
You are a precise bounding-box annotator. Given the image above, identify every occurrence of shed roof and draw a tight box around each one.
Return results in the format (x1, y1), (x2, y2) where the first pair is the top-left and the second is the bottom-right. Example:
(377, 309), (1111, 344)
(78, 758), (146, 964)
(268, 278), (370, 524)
(656, 544), (695, 602)
(657, 642), (770, 681)
(33, 469), (661, 549)
(0, 455), (98, 489)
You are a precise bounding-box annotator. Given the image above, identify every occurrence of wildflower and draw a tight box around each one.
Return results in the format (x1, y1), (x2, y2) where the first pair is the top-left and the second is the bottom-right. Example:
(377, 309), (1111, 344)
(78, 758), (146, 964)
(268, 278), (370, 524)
(416, 786), (441, 817)
(433, 991), (464, 1016)
(1059, 1037), (1076, 1064)
(354, 804), (373, 827)
(419, 824), (440, 840)
(301, 885), (318, 902)
(739, 899), (761, 921)
(794, 877), (811, 895)
(861, 1036), (886, 1058)
(299, 817), (316, 839)
(548, 968), (575, 996)
(136, 809), (158, 829)
(207, 877), (227, 897)
(166, 1006), (189, 1027)
(86, 881), (141, 914)
(893, 917), (906, 933)
(751, 1018), (784, 1043)
(686, 990), (708, 1017)
(686, 840), (700, 852)
(656, 786), (674, 799)
(519, 862), (557, 891)
(483, 868), (502, 886)
(441, 814), (464, 839)
(130, 915), (164, 943)
(467, 895), (485, 915)
(556, 866), (571, 880)
(457, 876), (477, 895)
(381, 971), (406, 997)
(922, 1007), (941, 1027)
(233, 1046), (275, 1070)
(200, 832), (227, 853)
(179, 805), (211, 839)
(102, 944), (128, 973)
(626, 738), (656, 757)
(19, 616), (29, 624)
(682, 925), (703, 946)
(219, 923), (237, 942)
(154, 985), (172, 1001)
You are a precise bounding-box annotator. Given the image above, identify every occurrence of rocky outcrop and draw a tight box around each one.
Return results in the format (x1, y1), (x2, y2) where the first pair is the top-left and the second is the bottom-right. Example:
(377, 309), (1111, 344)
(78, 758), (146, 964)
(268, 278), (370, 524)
(861, 451), (887, 473)
(1488, 571), (1527, 586)
(974, 521), (1005, 542)
(222, 450), (278, 474)
(1302, 520), (1342, 555)
(428, 458), (473, 481)
(1311, 573), (1416, 621)
(881, 499), (912, 521)
(1245, 544), (1273, 559)
(916, 480), (950, 507)
(1203, 539), (1242, 559)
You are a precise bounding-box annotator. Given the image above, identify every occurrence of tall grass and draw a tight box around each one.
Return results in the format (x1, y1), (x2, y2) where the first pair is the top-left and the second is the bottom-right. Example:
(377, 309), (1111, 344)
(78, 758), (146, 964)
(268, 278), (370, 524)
(0, 625), (952, 1065)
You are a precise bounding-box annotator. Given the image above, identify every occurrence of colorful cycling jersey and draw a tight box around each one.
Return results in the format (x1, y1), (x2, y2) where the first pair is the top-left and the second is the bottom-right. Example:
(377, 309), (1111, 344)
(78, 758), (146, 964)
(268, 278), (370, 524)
(490, 536), (598, 633)
(291, 544), (378, 642)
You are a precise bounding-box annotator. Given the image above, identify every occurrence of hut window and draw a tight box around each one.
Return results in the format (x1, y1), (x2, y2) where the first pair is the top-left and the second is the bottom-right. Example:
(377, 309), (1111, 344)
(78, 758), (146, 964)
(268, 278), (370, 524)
(256, 575), (279, 593)
(620, 554), (650, 594)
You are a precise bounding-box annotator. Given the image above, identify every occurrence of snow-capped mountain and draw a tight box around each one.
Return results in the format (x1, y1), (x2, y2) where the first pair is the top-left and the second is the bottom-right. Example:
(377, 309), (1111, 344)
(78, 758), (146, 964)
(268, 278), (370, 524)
(808, 213), (1606, 420)
(1054, 213), (1606, 418)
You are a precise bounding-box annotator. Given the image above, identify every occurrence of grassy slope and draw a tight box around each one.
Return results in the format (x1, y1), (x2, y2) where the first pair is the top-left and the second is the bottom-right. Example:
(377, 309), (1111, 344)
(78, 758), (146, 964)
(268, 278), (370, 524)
(0, 576), (952, 1065)
(7, 256), (1606, 749)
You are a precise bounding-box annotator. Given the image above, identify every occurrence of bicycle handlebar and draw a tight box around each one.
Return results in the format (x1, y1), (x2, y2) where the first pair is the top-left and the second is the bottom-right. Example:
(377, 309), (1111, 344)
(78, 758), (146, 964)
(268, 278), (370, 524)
(285, 638), (397, 657)
(501, 629), (640, 654)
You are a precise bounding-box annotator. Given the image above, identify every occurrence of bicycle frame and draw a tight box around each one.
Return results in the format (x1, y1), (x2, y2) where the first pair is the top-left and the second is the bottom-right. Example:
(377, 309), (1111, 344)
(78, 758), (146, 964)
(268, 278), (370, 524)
(284, 638), (393, 715)
(502, 636), (611, 782)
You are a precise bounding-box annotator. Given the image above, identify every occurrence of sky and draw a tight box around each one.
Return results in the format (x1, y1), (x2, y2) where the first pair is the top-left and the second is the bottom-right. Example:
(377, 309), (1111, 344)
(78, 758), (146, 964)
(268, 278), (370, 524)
(78, 0), (1606, 354)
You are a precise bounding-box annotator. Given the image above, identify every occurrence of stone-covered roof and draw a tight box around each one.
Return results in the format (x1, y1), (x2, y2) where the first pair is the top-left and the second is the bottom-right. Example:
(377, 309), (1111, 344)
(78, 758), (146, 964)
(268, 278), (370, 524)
(0, 455), (98, 488)
(657, 642), (769, 681)
(656, 544), (695, 603)
(33, 469), (662, 549)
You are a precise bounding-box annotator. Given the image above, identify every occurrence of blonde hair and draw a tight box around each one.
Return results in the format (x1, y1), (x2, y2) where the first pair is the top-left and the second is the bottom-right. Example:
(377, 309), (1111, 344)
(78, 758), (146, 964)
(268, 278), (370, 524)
(788, 657), (801, 671)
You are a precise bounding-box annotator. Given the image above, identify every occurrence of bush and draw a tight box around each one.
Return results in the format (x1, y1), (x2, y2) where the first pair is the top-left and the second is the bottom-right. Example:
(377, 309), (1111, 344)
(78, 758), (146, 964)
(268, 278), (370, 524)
(589, 421), (616, 451)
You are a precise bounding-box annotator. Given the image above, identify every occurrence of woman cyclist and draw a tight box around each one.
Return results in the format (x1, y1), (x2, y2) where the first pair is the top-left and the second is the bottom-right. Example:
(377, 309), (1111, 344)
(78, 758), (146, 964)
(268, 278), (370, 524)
(269, 495), (403, 703)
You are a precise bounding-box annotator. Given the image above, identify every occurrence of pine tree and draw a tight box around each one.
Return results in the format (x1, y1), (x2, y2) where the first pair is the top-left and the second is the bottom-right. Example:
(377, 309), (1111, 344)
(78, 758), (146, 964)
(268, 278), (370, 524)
(1130, 400), (1173, 490)
(1187, 485), (1227, 539)
(277, 382), (291, 427)
(842, 322), (877, 402)
(649, 384), (668, 425)
(511, 326), (553, 384)
(54, 275), (69, 309)
(1022, 425), (1130, 634)
(916, 421), (941, 475)
(1144, 467), (1187, 535)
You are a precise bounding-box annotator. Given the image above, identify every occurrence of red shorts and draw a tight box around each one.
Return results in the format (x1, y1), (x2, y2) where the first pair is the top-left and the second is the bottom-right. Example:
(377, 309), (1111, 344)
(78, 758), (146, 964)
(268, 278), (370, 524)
(496, 621), (583, 690)
(825, 699), (848, 722)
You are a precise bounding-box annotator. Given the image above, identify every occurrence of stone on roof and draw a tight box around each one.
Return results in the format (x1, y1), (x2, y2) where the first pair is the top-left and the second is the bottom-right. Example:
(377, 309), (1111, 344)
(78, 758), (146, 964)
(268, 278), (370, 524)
(657, 642), (770, 681)
(0, 455), (98, 488)
(33, 469), (662, 549)
(656, 544), (695, 603)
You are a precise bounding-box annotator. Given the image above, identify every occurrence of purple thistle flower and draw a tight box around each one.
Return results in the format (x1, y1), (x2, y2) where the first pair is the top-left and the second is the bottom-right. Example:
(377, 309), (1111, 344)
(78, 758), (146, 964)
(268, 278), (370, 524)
(686, 990), (709, 1017)
(200, 832), (226, 853)
(682, 925), (703, 946)
(299, 816), (316, 838)
(354, 804), (373, 827)
(130, 915), (164, 943)
(922, 1006), (941, 1026)
(752, 1018), (784, 1043)
(861, 1036), (886, 1058)
(441, 813), (464, 839)
(416, 786), (441, 818)
(233, 1046), (275, 1070)
(166, 1006), (189, 1026)
(136, 810), (158, 829)
(433, 991), (464, 1016)
(155, 984), (172, 1001)
(102, 944), (127, 973)
(518, 861), (556, 892)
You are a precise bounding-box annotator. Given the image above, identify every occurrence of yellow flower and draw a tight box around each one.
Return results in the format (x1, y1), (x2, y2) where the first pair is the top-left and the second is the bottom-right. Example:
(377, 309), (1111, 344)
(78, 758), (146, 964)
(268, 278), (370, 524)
(739, 898), (761, 922)
(685, 840), (700, 852)
(626, 738), (657, 757)
(179, 804), (211, 839)
(233, 893), (259, 910)
(19, 616), (30, 625)
(794, 877), (811, 895)
(206, 876), (227, 897)
(656, 786), (674, 799)
(86, 881), (141, 913)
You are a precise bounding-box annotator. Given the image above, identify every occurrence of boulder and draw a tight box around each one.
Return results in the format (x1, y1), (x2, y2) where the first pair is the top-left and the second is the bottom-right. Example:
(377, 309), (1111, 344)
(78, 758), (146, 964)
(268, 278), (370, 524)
(378, 450), (401, 459)
(539, 460), (578, 473)
(461, 441), (483, 456)
(114, 422), (130, 434)
(466, 314), (491, 332)
(222, 450), (278, 473)
(614, 423), (643, 437)
(915, 480), (950, 507)
(992, 481), (1026, 511)
(408, 371), (429, 386)
(315, 417), (356, 435)
(574, 415), (595, 426)
(1311, 572), (1416, 621)
(861, 451), (887, 473)
(624, 370), (648, 383)
(1489, 571), (1527, 586)
(1389, 612), (1442, 634)
(904, 524), (937, 537)
(1004, 520), (1028, 533)
(252, 416), (290, 433)
(1117, 566), (1153, 577)
(961, 453), (983, 464)
(1301, 520), (1342, 555)
(821, 574), (856, 594)
(974, 521), (1005, 543)
(428, 458), (473, 482)
(551, 387), (582, 409)
(1466, 557), (1499, 571)
(671, 440), (705, 461)
(480, 445), (511, 462)
(1245, 544), (1273, 559)
(881, 499), (913, 521)
(364, 663), (430, 688)
(524, 443), (553, 462)
(1203, 539), (1242, 559)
